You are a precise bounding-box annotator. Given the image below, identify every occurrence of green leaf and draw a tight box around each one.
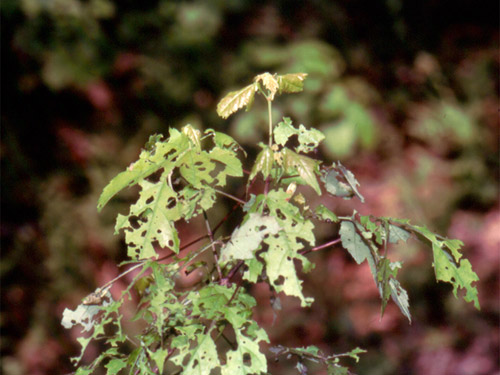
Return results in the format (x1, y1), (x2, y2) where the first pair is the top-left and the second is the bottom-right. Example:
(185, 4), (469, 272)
(432, 243), (480, 309)
(217, 83), (258, 119)
(339, 221), (372, 265)
(115, 175), (181, 259)
(174, 332), (220, 375)
(277, 73), (308, 94)
(388, 278), (411, 322)
(249, 146), (274, 182)
(98, 128), (190, 211)
(105, 358), (128, 375)
(388, 224), (411, 244)
(220, 213), (281, 264)
(149, 348), (169, 374)
(259, 190), (316, 307)
(314, 204), (339, 223)
(321, 169), (352, 199)
(337, 163), (364, 203)
(327, 365), (349, 375)
(263, 232), (314, 307)
(179, 149), (216, 189)
(274, 117), (325, 154)
(209, 147), (243, 185)
(282, 148), (321, 194)
(321, 163), (364, 202)
(222, 321), (269, 375)
(206, 128), (243, 152)
(274, 117), (297, 146)
(376, 259), (411, 322)
(391, 220), (480, 309)
(343, 347), (367, 362)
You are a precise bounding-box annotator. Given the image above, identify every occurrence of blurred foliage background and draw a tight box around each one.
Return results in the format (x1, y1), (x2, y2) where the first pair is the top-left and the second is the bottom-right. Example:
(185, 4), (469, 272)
(1, 1), (498, 374)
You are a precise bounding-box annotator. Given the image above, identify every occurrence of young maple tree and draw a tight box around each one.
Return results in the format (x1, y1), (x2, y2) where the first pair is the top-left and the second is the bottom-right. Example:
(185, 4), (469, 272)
(62, 72), (480, 375)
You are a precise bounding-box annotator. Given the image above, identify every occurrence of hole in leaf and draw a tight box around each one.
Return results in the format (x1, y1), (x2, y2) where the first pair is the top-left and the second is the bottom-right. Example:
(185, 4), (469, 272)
(243, 353), (251, 365)
(167, 197), (177, 209)
(129, 216), (141, 229)
(275, 209), (286, 221)
(145, 196), (154, 204)
(275, 276), (285, 286)
(145, 169), (163, 183)
(168, 240), (174, 248)
(141, 230), (147, 237)
(164, 148), (176, 160)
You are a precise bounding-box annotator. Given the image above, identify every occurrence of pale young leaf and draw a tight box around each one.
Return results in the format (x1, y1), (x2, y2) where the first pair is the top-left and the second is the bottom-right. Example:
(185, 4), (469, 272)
(255, 72), (279, 100)
(217, 83), (258, 119)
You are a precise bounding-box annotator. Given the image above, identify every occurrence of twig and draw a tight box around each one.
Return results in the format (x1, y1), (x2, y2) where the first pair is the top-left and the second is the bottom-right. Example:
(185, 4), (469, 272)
(203, 210), (223, 280)
(300, 238), (341, 256)
(214, 188), (247, 205)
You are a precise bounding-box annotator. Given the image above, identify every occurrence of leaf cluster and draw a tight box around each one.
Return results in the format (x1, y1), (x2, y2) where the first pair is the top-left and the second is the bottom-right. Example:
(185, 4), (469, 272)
(62, 73), (480, 375)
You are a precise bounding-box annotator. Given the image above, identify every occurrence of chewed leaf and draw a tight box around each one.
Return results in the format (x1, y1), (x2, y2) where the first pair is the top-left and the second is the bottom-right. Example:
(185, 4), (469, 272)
(432, 243), (480, 309)
(217, 83), (258, 119)
(98, 128), (190, 211)
(62, 304), (103, 332)
(115, 175), (182, 259)
(274, 117), (325, 153)
(220, 213), (281, 264)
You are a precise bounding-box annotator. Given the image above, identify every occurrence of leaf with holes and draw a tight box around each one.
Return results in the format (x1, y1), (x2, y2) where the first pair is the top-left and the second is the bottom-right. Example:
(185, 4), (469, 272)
(208, 147), (243, 186)
(260, 190), (316, 307)
(115, 173), (181, 259)
(220, 213), (281, 264)
(274, 117), (324, 154)
(98, 129), (190, 211)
